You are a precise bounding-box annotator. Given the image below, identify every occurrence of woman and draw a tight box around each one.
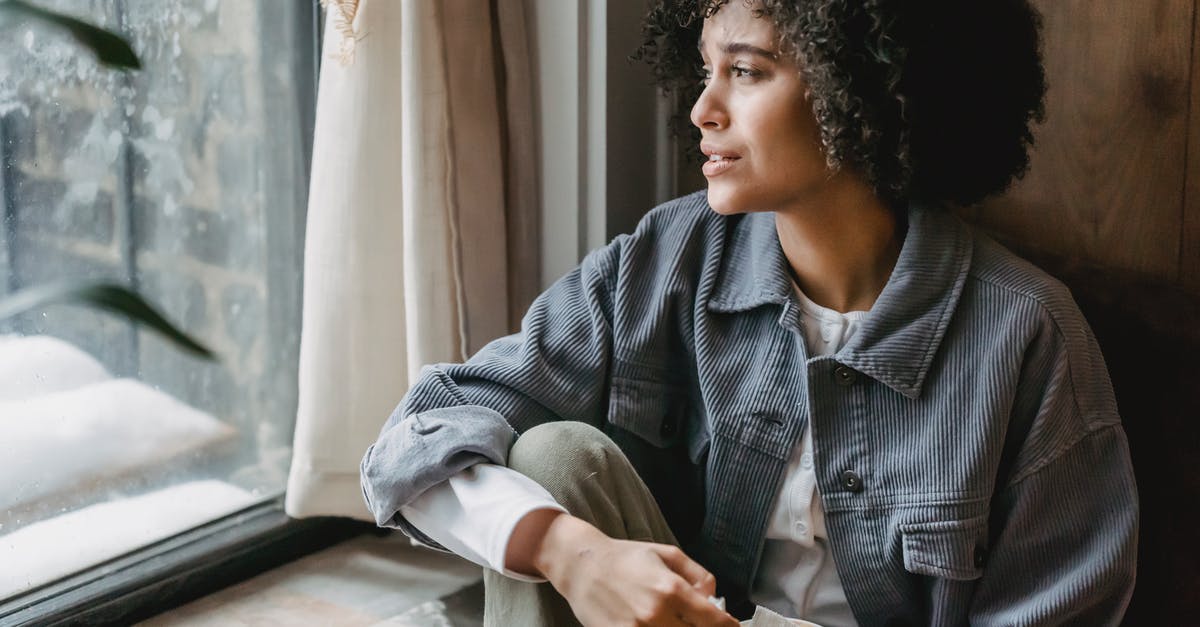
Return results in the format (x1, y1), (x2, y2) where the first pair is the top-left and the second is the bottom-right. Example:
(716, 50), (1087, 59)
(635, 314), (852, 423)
(361, 1), (1137, 625)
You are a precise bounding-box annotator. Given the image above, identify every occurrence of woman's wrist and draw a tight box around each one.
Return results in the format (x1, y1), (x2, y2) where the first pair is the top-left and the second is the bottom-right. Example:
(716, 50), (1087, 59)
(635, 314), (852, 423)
(504, 508), (565, 577)
(530, 513), (603, 581)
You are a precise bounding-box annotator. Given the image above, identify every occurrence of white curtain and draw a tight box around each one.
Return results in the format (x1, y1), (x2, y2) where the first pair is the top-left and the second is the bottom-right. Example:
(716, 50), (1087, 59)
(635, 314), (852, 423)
(285, 0), (537, 520)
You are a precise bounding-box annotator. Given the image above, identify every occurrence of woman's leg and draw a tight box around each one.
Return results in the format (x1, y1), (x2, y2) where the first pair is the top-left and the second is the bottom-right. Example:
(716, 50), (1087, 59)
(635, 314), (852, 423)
(483, 421), (678, 627)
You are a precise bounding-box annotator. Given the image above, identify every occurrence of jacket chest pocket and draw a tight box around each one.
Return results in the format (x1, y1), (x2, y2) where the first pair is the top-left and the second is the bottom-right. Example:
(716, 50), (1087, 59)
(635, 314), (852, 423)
(899, 515), (989, 581)
(606, 376), (688, 448)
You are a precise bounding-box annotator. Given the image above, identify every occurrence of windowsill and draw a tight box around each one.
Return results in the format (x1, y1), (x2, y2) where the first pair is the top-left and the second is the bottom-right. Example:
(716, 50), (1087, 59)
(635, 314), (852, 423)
(0, 503), (367, 625)
(140, 533), (484, 626)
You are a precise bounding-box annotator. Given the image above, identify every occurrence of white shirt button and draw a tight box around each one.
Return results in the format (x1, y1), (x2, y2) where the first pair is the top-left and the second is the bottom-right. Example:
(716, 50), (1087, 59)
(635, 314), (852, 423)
(800, 453), (813, 469)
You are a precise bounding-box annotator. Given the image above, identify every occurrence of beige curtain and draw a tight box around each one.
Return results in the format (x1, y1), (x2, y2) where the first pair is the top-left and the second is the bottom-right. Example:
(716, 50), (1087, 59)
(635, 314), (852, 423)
(286, 0), (539, 520)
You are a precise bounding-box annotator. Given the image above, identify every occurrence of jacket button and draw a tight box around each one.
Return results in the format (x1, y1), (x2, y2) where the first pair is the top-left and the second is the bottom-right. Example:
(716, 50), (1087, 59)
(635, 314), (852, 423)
(840, 470), (864, 492)
(660, 416), (677, 438)
(833, 365), (857, 387)
(974, 545), (988, 568)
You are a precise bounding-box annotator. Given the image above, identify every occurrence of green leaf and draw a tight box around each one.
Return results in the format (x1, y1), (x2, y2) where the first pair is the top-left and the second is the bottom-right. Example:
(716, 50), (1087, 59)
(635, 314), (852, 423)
(0, 281), (215, 359)
(0, 0), (141, 69)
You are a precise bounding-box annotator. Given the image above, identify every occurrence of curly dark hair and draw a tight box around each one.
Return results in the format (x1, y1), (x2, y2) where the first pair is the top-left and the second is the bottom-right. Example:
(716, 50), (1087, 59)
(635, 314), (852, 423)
(636, 0), (1046, 207)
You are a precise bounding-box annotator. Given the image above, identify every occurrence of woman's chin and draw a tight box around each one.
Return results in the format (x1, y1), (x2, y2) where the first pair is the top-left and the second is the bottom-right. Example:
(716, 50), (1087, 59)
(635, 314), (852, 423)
(700, 183), (768, 216)
(704, 187), (752, 216)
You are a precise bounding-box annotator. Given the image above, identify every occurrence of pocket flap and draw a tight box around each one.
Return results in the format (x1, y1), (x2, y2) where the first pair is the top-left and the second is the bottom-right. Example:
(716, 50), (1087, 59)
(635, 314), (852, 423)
(899, 515), (988, 580)
(607, 376), (685, 448)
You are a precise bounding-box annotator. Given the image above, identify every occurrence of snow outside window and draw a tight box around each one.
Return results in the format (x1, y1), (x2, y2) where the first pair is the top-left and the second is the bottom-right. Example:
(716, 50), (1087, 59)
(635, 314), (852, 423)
(0, 0), (313, 599)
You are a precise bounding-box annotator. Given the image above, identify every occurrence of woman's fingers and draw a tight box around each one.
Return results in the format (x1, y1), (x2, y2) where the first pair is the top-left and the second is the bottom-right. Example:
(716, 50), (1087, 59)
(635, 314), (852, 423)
(653, 544), (719, 596)
(632, 573), (732, 627)
(549, 536), (737, 626)
(664, 575), (740, 626)
(646, 546), (738, 626)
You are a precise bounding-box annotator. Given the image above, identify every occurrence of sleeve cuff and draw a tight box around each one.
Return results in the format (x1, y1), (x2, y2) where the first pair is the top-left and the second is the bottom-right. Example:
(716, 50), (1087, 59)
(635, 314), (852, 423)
(398, 463), (567, 582)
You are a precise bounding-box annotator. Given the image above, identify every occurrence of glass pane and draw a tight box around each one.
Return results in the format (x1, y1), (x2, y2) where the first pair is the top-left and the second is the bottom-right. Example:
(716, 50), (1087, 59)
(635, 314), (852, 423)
(0, 0), (312, 599)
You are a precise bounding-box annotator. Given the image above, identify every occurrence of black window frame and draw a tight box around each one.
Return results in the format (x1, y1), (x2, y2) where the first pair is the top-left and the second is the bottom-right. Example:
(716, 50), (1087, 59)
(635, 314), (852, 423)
(0, 501), (372, 626)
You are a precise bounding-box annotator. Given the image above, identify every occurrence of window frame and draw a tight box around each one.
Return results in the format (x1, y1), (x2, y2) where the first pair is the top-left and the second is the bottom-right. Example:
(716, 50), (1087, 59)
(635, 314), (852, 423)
(0, 501), (372, 625)
(0, 3), (368, 623)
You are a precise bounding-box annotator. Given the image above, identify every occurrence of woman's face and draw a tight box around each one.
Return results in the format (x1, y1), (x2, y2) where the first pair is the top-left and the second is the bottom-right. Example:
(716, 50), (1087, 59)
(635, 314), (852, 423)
(691, 2), (829, 215)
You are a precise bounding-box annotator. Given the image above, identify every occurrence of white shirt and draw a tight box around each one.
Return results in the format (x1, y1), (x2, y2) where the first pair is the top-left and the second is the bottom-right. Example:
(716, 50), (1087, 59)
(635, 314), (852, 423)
(400, 284), (864, 623)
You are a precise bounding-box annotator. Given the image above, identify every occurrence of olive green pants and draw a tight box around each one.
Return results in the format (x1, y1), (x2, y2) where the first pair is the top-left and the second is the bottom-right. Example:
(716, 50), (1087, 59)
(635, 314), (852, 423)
(482, 421), (679, 627)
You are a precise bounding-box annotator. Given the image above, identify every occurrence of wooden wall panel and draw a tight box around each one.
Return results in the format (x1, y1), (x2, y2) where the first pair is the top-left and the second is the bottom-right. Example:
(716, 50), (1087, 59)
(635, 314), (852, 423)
(967, 0), (1194, 284)
(1183, 1), (1200, 292)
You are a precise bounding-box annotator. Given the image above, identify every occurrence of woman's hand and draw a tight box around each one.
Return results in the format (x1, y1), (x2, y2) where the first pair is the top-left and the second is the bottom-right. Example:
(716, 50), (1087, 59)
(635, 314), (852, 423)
(527, 512), (740, 626)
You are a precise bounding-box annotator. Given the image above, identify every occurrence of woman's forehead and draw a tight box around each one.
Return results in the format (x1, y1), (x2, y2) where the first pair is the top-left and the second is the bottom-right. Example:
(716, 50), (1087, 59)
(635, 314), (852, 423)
(699, 2), (779, 54)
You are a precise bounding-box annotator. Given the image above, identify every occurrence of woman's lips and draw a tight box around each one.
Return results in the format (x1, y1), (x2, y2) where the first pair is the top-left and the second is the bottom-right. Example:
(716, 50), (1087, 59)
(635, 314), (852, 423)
(702, 155), (740, 177)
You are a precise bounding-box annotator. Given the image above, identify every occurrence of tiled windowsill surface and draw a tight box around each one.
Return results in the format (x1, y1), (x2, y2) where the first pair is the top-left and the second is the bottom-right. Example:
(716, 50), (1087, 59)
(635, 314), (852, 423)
(140, 534), (485, 626)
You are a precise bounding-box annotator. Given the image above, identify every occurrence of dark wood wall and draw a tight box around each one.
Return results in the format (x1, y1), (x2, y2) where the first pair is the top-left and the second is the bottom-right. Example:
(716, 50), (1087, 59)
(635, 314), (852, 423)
(965, 0), (1198, 294)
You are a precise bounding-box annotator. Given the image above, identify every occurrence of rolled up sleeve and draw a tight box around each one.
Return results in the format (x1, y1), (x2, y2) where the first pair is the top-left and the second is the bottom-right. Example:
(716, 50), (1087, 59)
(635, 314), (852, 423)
(360, 404), (517, 528)
(359, 238), (625, 533)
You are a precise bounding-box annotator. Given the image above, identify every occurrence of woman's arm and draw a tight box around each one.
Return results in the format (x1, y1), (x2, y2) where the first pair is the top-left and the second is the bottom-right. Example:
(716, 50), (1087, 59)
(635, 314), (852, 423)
(360, 197), (732, 624)
(970, 309), (1137, 625)
(516, 512), (738, 626)
(398, 463), (565, 581)
(970, 426), (1137, 625)
(360, 236), (624, 530)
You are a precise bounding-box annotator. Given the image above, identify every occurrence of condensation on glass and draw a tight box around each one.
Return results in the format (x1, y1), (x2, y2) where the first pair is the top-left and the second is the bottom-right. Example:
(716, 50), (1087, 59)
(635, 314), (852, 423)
(0, 0), (312, 598)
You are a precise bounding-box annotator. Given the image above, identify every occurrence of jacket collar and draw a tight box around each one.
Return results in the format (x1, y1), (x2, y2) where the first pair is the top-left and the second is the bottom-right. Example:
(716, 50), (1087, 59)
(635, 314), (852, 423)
(706, 203), (973, 400)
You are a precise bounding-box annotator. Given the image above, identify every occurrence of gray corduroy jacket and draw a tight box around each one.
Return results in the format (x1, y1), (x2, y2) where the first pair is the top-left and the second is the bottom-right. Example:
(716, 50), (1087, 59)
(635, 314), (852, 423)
(361, 191), (1137, 626)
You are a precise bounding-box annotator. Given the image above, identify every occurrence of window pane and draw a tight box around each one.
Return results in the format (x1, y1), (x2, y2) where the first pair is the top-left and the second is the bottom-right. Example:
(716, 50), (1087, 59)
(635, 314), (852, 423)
(0, 0), (312, 599)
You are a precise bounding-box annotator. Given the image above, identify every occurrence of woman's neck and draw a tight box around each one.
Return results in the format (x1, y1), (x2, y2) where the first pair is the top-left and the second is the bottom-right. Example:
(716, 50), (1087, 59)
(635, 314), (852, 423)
(774, 173), (902, 313)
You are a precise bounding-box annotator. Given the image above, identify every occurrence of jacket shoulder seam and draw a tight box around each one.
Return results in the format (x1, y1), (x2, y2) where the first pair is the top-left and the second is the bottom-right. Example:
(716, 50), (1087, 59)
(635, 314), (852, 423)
(1006, 421), (1123, 487)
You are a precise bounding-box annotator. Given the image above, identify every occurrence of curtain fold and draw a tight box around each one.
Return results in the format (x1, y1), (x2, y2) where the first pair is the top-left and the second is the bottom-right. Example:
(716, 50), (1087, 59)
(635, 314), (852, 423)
(494, 1), (542, 329)
(286, 0), (538, 520)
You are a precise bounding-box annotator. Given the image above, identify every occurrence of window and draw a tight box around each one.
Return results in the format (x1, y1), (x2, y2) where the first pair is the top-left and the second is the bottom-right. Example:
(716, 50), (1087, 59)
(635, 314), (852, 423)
(0, 0), (316, 603)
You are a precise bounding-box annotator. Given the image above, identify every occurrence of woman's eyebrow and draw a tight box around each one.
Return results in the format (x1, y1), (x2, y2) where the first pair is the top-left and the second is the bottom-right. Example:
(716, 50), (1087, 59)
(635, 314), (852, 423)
(697, 39), (779, 61)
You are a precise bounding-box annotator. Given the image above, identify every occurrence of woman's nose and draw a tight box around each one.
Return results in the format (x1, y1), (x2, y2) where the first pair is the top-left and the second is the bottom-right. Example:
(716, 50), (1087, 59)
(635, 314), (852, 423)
(690, 83), (729, 130)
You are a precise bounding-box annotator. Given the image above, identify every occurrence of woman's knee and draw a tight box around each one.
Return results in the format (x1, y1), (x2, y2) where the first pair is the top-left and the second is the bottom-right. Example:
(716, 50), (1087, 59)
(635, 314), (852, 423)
(508, 421), (620, 498)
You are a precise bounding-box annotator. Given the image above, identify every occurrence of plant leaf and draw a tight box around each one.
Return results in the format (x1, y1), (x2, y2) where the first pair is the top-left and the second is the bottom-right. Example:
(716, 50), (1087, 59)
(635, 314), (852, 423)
(0, 281), (215, 359)
(0, 0), (141, 69)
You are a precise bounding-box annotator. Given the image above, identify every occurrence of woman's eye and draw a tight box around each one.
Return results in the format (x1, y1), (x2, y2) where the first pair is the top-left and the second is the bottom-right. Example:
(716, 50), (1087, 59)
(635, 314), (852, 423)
(697, 64), (758, 86)
(731, 64), (757, 79)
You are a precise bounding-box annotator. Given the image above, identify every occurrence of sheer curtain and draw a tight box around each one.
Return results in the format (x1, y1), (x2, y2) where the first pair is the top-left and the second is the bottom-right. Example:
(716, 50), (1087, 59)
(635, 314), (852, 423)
(286, 0), (539, 520)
